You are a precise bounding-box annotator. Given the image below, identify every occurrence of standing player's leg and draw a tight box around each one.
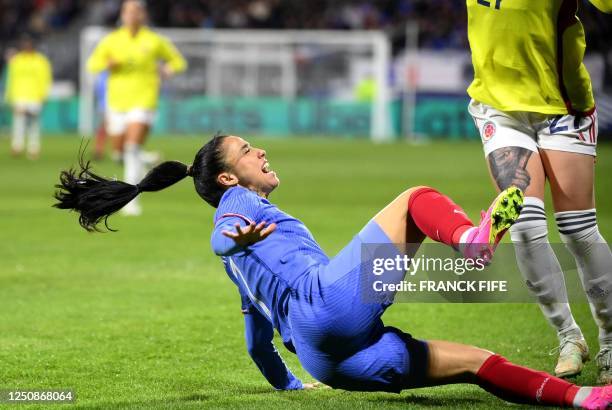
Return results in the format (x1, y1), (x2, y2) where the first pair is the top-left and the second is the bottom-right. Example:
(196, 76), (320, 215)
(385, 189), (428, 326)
(470, 100), (586, 378)
(10, 106), (27, 156)
(111, 132), (124, 163)
(540, 145), (612, 385)
(106, 110), (127, 164)
(26, 108), (42, 160)
(122, 111), (153, 215)
(491, 148), (587, 377)
(93, 120), (107, 160)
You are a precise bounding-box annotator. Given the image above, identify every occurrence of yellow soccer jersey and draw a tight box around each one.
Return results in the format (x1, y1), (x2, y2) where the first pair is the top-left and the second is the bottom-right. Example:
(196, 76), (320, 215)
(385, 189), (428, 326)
(4, 51), (52, 105)
(467, 0), (611, 115)
(87, 27), (187, 111)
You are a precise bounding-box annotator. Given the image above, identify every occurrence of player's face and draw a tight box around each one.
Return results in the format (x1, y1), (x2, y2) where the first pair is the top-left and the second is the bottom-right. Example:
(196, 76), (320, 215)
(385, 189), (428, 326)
(121, 0), (145, 29)
(20, 38), (34, 52)
(219, 136), (279, 197)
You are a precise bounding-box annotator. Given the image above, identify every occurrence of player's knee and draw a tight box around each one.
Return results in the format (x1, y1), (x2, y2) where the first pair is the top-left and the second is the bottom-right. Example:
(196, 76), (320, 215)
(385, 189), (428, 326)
(555, 209), (603, 244)
(510, 197), (548, 243)
(467, 348), (494, 375)
(404, 186), (435, 207)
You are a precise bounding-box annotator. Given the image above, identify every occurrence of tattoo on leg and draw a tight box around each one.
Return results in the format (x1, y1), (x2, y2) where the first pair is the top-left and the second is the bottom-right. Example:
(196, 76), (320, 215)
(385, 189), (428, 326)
(488, 147), (533, 191)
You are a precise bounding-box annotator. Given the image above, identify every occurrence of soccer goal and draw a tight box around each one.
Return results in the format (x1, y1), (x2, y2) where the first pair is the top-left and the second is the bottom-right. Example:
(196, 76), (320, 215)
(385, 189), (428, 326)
(79, 27), (392, 140)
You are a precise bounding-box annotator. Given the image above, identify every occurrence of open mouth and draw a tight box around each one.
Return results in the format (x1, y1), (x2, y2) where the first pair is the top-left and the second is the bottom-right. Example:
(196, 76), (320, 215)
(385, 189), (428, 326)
(262, 161), (272, 173)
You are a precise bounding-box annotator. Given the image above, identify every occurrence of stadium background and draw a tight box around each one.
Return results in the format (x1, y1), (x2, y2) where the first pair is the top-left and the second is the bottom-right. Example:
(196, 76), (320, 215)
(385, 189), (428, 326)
(1, 1), (611, 408)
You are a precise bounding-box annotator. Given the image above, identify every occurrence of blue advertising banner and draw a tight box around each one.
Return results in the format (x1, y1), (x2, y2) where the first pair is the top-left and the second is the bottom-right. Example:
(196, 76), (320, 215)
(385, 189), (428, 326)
(1, 94), (609, 138)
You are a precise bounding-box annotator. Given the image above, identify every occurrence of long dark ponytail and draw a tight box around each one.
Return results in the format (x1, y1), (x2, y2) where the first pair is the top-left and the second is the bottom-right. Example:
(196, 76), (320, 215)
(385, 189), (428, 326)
(54, 153), (190, 232)
(54, 134), (230, 232)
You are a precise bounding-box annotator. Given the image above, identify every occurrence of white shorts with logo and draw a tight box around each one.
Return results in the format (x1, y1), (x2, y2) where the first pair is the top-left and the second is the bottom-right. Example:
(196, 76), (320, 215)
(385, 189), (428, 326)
(468, 99), (598, 157)
(106, 109), (156, 136)
(13, 101), (42, 115)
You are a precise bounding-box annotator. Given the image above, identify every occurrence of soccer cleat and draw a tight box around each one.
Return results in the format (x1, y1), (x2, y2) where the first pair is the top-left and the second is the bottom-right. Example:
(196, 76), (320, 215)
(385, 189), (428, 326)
(580, 385), (612, 409)
(11, 147), (24, 157)
(553, 338), (589, 378)
(461, 186), (524, 263)
(596, 348), (612, 385)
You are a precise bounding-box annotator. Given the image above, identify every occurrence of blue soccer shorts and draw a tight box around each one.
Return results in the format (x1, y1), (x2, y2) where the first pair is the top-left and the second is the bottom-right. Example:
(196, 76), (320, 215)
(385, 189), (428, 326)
(288, 220), (429, 392)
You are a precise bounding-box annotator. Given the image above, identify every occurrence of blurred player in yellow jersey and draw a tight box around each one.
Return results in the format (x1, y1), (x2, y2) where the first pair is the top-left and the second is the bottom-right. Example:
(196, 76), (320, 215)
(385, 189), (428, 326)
(4, 35), (52, 159)
(467, 0), (612, 383)
(87, 0), (186, 215)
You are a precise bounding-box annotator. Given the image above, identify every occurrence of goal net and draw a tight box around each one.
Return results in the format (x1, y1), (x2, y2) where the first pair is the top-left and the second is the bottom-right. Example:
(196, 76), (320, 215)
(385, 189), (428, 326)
(79, 27), (392, 140)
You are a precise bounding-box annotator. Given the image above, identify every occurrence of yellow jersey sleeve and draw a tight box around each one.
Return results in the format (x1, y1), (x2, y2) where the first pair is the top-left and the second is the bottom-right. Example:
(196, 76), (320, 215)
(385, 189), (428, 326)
(40, 54), (52, 100)
(157, 35), (187, 74)
(589, 0), (612, 12)
(86, 35), (113, 74)
(4, 58), (14, 103)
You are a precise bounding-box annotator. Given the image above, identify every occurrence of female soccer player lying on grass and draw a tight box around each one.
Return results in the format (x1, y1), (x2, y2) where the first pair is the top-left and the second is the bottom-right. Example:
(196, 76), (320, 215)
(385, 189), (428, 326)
(55, 135), (612, 409)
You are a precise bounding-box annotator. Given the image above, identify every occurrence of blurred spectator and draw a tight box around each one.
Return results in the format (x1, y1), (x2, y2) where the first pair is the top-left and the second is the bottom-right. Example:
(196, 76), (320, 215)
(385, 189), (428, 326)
(1, 0), (610, 52)
(0, 0), (610, 82)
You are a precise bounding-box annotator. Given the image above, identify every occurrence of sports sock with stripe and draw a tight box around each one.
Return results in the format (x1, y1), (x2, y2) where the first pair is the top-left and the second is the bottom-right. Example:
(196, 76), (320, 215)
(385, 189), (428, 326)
(555, 209), (612, 347)
(27, 115), (41, 155)
(510, 197), (581, 340)
(11, 111), (26, 152)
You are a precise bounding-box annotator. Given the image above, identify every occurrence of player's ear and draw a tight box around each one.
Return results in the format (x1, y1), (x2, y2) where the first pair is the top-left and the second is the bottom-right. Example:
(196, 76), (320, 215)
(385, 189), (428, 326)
(217, 172), (238, 188)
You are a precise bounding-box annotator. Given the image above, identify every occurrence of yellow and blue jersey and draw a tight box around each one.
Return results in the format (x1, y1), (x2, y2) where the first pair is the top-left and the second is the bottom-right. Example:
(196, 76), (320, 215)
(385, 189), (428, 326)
(86, 26), (186, 111)
(4, 51), (52, 104)
(467, 0), (612, 115)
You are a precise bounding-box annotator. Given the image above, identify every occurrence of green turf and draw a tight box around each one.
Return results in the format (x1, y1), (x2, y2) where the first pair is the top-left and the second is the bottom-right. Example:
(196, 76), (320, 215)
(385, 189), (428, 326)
(0, 135), (610, 409)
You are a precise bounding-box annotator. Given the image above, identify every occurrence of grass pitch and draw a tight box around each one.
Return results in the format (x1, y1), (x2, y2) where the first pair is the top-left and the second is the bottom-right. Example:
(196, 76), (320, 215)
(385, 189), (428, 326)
(1, 135), (611, 409)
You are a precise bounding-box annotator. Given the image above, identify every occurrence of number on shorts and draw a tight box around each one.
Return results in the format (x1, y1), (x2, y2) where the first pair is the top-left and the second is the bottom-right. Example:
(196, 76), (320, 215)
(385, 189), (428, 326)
(549, 115), (569, 134)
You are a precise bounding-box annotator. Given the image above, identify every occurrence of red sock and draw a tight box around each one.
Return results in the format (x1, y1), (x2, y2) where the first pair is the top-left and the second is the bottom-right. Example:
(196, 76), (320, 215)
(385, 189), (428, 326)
(407, 187), (473, 247)
(477, 354), (578, 407)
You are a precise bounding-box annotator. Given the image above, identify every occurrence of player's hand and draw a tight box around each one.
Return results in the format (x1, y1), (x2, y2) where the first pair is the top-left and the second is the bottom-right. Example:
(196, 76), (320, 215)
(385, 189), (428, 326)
(302, 382), (328, 390)
(107, 58), (121, 71)
(222, 221), (276, 247)
(160, 63), (174, 79)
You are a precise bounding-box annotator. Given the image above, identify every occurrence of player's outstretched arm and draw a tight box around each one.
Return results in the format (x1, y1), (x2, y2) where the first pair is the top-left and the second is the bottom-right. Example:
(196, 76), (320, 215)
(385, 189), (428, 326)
(158, 36), (187, 77)
(589, 0), (612, 12)
(243, 301), (303, 390)
(211, 217), (276, 256)
(86, 37), (113, 74)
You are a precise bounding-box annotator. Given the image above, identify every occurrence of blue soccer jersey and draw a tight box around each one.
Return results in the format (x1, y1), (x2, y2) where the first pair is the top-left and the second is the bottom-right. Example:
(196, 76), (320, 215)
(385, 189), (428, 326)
(211, 186), (329, 389)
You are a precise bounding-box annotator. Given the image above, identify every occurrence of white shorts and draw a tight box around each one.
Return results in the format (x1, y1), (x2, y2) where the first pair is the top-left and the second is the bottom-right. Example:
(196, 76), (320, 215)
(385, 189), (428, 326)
(13, 101), (42, 115)
(106, 109), (156, 136)
(468, 99), (598, 157)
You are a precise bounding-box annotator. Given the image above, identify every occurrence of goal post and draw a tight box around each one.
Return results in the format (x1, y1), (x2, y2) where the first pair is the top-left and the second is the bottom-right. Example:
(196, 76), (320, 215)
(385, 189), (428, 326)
(79, 27), (392, 141)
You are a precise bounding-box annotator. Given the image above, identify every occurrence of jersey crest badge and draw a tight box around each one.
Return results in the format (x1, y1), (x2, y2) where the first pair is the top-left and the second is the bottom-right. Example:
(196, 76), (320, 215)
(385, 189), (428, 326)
(482, 121), (496, 141)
